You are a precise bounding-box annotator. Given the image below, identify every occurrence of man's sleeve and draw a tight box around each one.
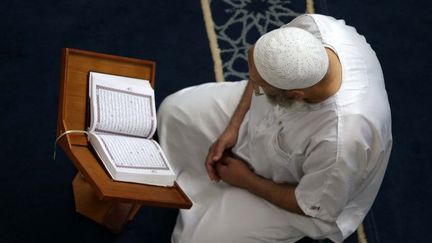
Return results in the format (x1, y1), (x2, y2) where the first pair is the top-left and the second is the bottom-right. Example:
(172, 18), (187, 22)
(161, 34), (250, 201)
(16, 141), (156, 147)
(294, 116), (374, 222)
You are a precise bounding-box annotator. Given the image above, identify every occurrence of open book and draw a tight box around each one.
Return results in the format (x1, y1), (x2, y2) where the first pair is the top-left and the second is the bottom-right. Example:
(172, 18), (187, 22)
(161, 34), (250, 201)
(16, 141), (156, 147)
(87, 72), (175, 187)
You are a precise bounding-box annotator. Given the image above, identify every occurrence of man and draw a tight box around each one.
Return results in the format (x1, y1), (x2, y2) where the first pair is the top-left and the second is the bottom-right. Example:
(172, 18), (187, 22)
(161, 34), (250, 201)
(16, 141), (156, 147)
(158, 14), (392, 243)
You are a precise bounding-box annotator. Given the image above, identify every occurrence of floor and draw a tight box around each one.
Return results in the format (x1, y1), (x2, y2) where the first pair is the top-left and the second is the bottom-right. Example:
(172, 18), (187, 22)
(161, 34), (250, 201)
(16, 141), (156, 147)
(0, 0), (431, 242)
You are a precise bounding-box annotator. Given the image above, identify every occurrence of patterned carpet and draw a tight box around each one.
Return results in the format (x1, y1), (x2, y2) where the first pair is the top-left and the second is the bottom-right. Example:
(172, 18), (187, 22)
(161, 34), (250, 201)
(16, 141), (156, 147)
(205, 0), (328, 81)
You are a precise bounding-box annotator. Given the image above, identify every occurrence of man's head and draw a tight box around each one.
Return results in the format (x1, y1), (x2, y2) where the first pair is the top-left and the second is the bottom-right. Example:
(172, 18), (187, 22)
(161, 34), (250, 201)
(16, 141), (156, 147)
(248, 27), (330, 107)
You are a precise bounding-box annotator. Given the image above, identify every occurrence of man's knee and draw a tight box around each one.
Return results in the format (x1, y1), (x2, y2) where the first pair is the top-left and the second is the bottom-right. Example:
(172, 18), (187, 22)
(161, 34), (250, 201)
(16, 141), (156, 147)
(158, 91), (193, 125)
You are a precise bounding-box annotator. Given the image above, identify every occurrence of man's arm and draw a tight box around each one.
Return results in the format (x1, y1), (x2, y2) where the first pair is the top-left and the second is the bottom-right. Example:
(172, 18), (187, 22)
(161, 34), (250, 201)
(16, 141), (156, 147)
(245, 171), (305, 215)
(216, 155), (306, 216)
(205, 81), (254, 181)
(226, 80), (254, 131)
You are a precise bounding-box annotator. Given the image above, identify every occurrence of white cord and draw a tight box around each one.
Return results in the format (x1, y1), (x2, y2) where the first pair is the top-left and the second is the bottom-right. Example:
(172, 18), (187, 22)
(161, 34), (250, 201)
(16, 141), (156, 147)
(53, 130), (90, 160)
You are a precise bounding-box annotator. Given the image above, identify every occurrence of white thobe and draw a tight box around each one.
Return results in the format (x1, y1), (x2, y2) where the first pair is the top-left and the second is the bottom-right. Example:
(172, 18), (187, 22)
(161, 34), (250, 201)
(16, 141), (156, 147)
(158, 14), (392, 243)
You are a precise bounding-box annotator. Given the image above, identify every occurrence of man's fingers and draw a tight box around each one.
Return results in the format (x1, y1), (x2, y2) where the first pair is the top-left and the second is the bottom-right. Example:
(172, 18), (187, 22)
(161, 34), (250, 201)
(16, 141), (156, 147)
(206, 162), (219, 181)
(205, 138), (233, 182)
(220, 155), (233, 165)
(212, 142), (226, 161)
(215, 162), (226, 176)
(205, 145), (214, 167)
(215, 162), (221, 174)
(205, 145), (220, 181)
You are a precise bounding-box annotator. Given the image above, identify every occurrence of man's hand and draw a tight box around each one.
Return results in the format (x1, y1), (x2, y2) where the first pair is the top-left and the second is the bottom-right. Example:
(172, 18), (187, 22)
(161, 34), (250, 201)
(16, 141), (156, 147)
(205, 80), (254, 182)
(216, 155), (306, 216)
(205, 127), (238, 181)
(215, 155), (256, 189)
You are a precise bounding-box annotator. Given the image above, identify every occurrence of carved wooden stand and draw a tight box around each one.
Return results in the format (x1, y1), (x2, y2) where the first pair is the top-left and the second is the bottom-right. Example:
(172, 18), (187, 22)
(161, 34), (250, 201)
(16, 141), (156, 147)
(56, 48), (192, 232)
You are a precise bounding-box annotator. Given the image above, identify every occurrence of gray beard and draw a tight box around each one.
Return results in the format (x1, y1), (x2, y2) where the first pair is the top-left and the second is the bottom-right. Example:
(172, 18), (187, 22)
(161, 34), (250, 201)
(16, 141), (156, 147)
(266, 93), (303, 109)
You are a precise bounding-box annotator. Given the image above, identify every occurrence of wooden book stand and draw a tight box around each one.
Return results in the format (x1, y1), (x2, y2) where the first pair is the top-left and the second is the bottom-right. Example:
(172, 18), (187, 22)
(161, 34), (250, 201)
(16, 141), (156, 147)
(56, 48), (192, 232)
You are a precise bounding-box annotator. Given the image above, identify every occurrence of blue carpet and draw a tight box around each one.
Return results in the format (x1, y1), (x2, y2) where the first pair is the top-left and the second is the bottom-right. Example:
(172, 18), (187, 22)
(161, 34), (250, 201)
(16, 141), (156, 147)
(0, 1), (211, 242)
(1, 0), (431, 242)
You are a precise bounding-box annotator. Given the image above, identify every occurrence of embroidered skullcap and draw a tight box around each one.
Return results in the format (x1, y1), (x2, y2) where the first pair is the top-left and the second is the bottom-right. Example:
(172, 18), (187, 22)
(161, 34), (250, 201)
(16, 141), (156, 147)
(253, 27), (329, 90)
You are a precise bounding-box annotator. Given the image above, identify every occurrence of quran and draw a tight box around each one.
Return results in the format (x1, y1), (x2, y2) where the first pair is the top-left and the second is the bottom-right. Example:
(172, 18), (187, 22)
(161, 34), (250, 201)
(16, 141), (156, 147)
(87, 71), (175, 187)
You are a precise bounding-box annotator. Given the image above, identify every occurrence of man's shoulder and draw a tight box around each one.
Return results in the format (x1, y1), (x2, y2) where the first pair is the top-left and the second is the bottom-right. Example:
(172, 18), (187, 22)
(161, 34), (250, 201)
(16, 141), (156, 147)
(286, 14), (341, 29)
(282, 14), (321, 40)
(338, 103), (392, 146)
(284, 14), (350, 45)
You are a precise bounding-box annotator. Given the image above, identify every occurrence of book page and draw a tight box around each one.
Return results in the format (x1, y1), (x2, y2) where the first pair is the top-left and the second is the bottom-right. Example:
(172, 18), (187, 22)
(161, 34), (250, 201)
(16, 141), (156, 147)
(88, 72), (156, 138)
(97, 133), (170, 170)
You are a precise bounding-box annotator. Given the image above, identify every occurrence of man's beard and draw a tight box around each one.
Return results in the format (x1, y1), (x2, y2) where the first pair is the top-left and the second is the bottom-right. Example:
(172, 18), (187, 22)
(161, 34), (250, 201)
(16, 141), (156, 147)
(265, 93), (303, 109)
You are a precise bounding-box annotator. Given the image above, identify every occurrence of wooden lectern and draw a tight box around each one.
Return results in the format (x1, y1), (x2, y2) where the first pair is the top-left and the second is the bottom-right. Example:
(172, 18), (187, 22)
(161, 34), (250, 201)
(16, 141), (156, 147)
(56, 48), (192, 232)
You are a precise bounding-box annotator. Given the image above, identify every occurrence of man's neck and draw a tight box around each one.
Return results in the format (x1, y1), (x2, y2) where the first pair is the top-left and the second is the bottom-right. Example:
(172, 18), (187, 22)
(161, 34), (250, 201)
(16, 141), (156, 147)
(305, 48), (342, 103)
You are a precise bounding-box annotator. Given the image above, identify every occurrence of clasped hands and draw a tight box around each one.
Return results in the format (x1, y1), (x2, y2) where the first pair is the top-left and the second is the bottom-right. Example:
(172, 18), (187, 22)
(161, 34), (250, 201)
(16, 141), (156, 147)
(204, 126), (305, 215)
(205, 127), (256, 189)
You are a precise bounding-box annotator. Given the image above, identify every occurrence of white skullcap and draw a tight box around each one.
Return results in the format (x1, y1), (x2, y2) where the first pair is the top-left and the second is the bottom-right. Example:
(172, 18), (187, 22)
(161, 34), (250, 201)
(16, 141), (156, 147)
(253, 27), (329, 90)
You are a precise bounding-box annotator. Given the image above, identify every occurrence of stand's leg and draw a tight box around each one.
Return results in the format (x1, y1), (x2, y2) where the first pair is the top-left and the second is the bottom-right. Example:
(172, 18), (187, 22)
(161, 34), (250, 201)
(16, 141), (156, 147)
(103, 202), (133, 233)
(72, 173), (141, 232)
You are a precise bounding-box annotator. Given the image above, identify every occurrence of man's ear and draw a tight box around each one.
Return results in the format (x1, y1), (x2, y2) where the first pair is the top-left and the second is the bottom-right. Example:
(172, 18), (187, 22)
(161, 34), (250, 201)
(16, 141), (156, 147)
(284, 90), (305, 100)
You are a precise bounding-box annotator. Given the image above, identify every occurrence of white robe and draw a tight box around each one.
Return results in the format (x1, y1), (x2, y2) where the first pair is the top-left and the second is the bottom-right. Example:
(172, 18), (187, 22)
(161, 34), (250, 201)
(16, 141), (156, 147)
(158, 14), (392, 243)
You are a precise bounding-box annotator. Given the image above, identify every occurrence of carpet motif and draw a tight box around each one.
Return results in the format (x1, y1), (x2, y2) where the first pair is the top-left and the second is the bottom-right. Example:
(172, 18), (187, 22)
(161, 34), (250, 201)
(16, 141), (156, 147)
(208, 0), (313, 81)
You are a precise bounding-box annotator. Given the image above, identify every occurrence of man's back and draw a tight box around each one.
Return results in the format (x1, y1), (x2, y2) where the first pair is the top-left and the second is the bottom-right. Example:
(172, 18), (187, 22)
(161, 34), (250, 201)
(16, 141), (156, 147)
(158, 14), (392, 243)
